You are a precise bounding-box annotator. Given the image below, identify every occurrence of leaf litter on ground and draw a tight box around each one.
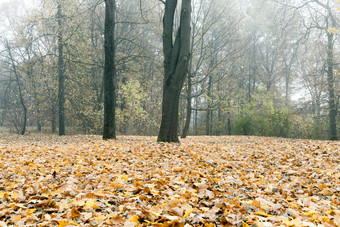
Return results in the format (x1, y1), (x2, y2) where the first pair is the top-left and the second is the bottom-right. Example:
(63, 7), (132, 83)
(0, 135), (339, 226)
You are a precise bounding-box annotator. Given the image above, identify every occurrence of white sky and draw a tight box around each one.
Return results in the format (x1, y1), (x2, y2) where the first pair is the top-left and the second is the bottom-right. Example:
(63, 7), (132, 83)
(0, 0), (37, 8)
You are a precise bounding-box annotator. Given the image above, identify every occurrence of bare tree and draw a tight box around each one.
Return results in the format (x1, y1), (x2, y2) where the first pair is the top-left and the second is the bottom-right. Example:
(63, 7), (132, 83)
(4, 40), (27, 135)
(157, 0), (191, 142)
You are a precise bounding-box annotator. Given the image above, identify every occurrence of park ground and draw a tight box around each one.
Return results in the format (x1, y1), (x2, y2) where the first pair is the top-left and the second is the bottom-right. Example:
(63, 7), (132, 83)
(0, 135), (339, 226)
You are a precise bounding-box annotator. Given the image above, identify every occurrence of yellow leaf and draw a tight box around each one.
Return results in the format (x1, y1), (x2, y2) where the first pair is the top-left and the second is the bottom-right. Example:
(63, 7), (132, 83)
(10, 192), (18, 200)
(305, 210), (315, 216)
(58, 220), (70, 227)
(328, 27), (339, 34)
(285, 219), (302, 226)
(0, 191), (5, 199)
(108, 182), (123, 188)
(310, 213), (320, 223)
(251, 200), (261, 208)
(85, 199), (99, 210)
(255, 211), (272, 217)
(12, 215), (21, 223)
(320, 189), (333, 196)
(26, 208), (36, 215)
(58, 200), (69, 210)
(318, 184), (327, 190)
(107, 215), (126, 225)
(95, 214), (107, 223)
(211, 178), (220, 182)
(121, 175), (128, 181)
(322, 216), (330, 223)
(72, 199), (85, 207)
(183, 208), (194, 219)
(70, 207), (81, 219)
(287, 202), (298, 208)
(243, 222), (250, 227)
(128, 215), (139, 223)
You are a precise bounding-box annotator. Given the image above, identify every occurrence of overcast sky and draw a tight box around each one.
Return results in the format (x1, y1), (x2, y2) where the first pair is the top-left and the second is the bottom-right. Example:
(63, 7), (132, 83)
(0, 0), (37, 8)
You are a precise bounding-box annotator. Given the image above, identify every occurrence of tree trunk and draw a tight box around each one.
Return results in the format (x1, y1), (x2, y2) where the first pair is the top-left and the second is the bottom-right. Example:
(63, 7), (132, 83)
(52, 103), (57, 133)
(227, 100), (232, 135)
(194, 98), (198, 135)
(37, 120), (42, 132)
(326, 33), (337, 140)
(103, 0), (116, 140)
(57, 1), (65, 136)
(181, 75), (192, 138)
(158, 0), (191, 143)
(206, 74), (212, 135)
(120, 76), (128, 134)
(5, 40), (27, 135)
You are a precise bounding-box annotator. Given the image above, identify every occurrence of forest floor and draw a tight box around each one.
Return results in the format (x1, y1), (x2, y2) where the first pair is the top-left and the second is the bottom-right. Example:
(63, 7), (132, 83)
(0, 135), (339, 226)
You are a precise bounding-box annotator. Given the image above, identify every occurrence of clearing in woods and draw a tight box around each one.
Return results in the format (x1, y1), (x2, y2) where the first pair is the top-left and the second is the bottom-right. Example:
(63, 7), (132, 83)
(0, 135), (339, 226)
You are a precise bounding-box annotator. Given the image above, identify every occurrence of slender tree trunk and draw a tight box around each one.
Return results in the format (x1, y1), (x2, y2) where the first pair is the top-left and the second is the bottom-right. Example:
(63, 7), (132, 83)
(227, 100), (231, 135)
(326, 33), (337, 140)
(37, 118), (42, 132)
(285, 68), (290, 104)
(158, 0), (191, 142)
(181, 75), (192, 138)
(5, 41), (27, 135)
(248, 71), (252, 102)
(194, 98), (198, 135)
(120, 76), (128, 134)
(181, 21), (195, 139)
(252, 35), (257, 93)
(57, 1), (65, 136)
(206, 74), (212, 135)
(52, 103), (57, 133)
(103, 0), (116, 140)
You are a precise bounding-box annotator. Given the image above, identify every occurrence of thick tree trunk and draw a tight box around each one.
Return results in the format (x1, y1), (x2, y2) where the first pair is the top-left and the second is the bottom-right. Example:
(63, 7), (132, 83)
(158, 0), (191, 142)
(103, 0), (116, 140)
(159, 86), (182, 142)
(57, 2), (65, 136)
(326, 33), (337, 140)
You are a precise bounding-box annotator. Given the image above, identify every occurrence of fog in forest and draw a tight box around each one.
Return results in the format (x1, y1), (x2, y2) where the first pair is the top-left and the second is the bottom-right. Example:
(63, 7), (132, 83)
(0, 0), (339, 140)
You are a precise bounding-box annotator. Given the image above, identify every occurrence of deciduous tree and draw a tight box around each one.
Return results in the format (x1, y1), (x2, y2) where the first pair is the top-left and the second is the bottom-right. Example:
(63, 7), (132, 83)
(158, 0), (191, 142)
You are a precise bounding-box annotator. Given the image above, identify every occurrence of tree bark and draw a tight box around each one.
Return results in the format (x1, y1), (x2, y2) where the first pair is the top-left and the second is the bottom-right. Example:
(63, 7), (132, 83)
(181, 75), (192, 138)
(206, 74), (212, 135)
(103, 0), (116, 140)
(52, 103), (57, 133)
(326, 32), (337, 140)
(57, 1), (65, 136)
(158, 0), (191, 142)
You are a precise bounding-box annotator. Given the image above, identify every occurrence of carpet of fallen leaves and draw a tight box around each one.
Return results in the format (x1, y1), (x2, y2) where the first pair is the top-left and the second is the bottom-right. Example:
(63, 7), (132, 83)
(0, 135), (339, 227)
